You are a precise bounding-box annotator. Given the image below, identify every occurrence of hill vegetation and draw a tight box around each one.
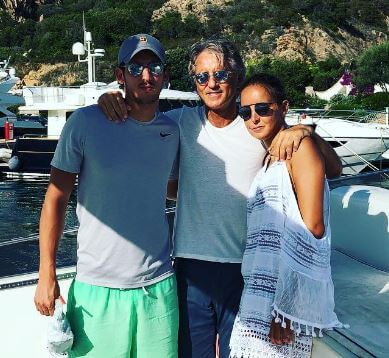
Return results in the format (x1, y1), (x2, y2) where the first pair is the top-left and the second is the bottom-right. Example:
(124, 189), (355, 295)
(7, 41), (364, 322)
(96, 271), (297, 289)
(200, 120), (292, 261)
(0, 0), (388, 107)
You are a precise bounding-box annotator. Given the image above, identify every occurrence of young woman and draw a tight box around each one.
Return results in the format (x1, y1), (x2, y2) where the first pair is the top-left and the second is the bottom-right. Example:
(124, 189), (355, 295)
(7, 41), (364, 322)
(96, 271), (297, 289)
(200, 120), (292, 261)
(229, 74), (344, 357)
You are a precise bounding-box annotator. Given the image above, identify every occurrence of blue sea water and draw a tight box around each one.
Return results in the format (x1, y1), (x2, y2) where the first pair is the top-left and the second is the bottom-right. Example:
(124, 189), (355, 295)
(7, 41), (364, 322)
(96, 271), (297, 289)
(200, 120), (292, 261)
(0, 178), (78, 243)
(0, 178), (78, 277)
(0, 172), (388, 277)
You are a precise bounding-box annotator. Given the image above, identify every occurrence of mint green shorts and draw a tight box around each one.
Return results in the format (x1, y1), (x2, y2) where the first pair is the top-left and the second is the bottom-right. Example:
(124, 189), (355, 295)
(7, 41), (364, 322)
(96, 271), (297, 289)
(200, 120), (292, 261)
(66, 275), (178, 358)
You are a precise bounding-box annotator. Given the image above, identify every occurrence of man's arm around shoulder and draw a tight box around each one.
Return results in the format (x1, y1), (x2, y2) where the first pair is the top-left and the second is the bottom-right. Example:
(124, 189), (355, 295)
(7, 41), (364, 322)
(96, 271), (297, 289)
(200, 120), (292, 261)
(34, 168), (77, 316)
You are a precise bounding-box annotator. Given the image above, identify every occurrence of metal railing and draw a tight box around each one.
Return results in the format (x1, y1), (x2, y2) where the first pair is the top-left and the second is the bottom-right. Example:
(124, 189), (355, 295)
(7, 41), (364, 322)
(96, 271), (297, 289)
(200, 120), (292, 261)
(288, 108), (389, 125)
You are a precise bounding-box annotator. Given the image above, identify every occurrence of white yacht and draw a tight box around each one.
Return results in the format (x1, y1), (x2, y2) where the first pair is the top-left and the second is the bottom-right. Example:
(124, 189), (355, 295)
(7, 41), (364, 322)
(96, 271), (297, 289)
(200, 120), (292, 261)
(0, 58), (46, 146)
(0, 58), (19, 93)
(287, 109), (389, 175)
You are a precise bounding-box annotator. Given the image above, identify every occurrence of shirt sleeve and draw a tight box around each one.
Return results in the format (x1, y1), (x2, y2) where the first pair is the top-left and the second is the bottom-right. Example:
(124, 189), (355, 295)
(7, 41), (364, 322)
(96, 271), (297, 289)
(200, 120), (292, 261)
(51, 109), (87, 174)
(165, 108), (183, 180)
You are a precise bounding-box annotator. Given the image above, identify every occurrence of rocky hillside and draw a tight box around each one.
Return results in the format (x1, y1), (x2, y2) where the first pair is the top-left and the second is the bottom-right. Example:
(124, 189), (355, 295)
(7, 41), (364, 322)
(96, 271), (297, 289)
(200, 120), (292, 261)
(0, 0), (57, 20)
(154, 0), (388, 62)
(0, 0), (387, 87)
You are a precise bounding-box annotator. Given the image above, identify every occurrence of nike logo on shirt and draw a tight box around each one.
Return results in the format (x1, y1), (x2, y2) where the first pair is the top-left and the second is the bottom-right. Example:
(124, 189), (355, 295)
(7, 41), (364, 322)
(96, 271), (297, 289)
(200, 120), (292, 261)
(160, 132), (172, 137)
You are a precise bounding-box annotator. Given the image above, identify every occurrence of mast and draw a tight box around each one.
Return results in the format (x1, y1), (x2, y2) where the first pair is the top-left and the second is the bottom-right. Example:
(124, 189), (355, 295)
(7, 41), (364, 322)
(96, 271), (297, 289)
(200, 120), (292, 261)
(72, 14), (105, 84)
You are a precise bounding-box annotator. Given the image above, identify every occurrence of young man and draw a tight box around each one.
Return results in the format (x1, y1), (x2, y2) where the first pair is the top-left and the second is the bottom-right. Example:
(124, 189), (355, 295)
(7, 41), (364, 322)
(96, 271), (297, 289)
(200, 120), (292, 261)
(98, 38), (342, 358)
(34, 34), (180, 358)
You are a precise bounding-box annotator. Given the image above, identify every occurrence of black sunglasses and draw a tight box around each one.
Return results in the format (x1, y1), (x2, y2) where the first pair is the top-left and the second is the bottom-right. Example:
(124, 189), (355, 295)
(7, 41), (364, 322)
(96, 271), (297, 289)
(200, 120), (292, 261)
(126, 62), (164, 77)
(193, 70), (232, 85)
(238, 103), (275, 121)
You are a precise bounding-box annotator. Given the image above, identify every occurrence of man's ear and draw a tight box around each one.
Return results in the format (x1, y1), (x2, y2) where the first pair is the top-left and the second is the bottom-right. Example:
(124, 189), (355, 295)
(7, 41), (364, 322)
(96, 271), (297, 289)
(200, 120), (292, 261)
(282, 100), (289, 116)
(115, 67), (125, 85)
(163, 68), (170, 87)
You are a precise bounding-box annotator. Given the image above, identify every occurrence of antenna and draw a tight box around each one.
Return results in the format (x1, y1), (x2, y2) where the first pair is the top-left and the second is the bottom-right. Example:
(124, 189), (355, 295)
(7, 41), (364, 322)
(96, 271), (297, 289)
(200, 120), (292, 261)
(72, 16), (105, 84)
(82, 12), (86, 46)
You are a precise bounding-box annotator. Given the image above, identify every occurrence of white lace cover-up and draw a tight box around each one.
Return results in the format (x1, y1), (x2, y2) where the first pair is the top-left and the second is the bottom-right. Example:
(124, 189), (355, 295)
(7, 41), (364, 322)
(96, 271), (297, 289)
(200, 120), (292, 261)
(230, 161), (345, 358)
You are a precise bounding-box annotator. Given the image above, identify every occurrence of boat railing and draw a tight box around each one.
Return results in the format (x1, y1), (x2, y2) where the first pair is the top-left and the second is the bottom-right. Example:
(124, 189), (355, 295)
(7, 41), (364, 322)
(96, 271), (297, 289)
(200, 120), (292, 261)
(0, 226), (78, 248)
(289, 108), (389, 125)
(329, 168), (389, 187)
(312, 116), (389, 175)
(22, 84), (110, 106)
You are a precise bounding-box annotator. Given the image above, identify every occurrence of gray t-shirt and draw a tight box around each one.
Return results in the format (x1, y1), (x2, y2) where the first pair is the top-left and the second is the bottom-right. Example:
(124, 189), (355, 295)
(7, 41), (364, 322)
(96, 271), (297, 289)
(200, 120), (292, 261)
(168, 105), (266, 263)
(52, 105), (179, 288)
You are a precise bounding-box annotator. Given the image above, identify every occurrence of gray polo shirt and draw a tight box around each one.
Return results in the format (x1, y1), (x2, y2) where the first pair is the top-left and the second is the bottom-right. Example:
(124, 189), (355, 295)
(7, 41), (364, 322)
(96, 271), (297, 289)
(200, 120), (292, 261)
(52, 104), (179, 288)
(168, 105), (265, 262)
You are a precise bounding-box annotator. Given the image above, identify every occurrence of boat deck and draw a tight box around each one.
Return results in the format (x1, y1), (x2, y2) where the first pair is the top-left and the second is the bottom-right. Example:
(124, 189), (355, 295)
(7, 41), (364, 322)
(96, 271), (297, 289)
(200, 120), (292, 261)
(327, 250), (389, 357)
(0, 266), (342, 358)
(1, 248), (387, 357)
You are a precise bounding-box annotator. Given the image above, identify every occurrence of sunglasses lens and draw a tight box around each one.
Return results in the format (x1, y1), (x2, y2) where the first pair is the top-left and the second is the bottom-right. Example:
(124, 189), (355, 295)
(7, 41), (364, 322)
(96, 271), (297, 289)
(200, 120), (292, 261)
(127, 63), (164, 76)
(127, 63), (142, 76)
(214, 70), (229, 83)
(238, 106), (251, 121)
(255, 103), (271, 116)
(195, 72), (209, 85)
(149, 63), (164, 76)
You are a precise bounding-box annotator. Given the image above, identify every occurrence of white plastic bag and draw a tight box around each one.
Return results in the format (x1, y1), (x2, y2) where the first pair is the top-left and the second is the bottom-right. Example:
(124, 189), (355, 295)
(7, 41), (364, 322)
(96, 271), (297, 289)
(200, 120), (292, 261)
(47, 296), (74, 357)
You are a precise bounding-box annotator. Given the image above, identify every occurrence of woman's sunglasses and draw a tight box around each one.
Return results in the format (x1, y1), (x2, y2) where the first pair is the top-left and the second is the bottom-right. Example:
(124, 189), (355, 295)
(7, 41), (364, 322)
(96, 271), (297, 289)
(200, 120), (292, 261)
(193, 70), (232, 85)
(238, 103), (275, 121)
(126, 62), (164, 77)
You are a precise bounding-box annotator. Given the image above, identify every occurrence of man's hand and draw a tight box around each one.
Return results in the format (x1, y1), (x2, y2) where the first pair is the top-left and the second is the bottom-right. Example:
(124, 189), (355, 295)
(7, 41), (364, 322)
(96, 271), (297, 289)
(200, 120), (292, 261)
(98, 91), (128, 121)
(34, 273), (60, 316)
(269, 125), (313, 161)
(269, 317), (293, 345)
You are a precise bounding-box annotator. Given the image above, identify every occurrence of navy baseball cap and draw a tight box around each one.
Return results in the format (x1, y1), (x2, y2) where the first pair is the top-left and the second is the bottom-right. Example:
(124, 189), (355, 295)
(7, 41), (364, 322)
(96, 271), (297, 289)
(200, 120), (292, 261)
(118, 34), (166, 65)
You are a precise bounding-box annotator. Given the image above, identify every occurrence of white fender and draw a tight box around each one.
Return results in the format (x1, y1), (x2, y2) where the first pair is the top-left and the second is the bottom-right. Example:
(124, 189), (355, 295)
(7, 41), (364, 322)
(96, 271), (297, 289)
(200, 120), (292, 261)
(330, 185), (389, 272)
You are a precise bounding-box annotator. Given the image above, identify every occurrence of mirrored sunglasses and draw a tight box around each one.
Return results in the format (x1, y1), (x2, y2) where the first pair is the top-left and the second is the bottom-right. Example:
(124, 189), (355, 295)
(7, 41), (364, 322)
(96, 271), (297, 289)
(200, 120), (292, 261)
(127, 62), (164, 77)
(193, 70), (232, 85)
(238, 103), (275, 121)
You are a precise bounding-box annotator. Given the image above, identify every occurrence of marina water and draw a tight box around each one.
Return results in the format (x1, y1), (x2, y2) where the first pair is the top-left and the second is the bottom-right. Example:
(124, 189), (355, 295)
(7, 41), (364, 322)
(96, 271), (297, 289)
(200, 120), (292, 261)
(1, 174), (388, 278)
(0, 178), (78, 277)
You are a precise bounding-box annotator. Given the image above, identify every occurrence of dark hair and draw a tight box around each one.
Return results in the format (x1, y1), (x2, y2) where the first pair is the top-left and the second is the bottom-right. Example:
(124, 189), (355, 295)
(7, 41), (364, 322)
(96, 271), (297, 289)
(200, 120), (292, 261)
(188, 37), (245, 86)
(241, 73), (286, 104)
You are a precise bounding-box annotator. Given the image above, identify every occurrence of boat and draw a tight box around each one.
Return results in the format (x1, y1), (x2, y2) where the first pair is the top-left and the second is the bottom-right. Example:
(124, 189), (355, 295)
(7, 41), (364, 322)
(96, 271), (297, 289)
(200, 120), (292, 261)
(0, 171), (388, 357)
(0, 58), (19, 94)
(0, 58), (47, 142)
(287, 108), (389, 175)
(2, 86), (198, 177)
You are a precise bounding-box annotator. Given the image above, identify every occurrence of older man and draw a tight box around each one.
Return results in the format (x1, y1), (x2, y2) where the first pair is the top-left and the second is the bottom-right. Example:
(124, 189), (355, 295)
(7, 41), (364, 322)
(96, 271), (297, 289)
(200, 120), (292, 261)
(98, 37), (341, 358)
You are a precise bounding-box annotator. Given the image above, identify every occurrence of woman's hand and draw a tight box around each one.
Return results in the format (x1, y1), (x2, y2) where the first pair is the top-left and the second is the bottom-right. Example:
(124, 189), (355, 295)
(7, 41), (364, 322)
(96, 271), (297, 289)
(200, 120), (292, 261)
(269, 317), (293, 345)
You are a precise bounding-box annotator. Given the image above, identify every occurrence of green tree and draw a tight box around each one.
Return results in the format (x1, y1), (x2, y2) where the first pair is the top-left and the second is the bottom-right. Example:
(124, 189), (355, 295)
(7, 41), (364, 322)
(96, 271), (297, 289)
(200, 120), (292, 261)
(166, 47), (193, 91)
(245, 57), (312, 106)
(152, 11), (182, 39)
(354, 42), (389, 92)
(245, 57), (272, 78)
(270, 59), (312, 106)
(310, 55), (344, 91)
